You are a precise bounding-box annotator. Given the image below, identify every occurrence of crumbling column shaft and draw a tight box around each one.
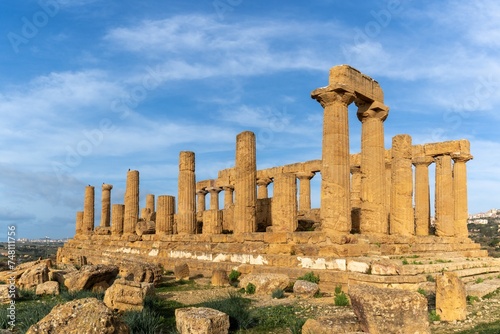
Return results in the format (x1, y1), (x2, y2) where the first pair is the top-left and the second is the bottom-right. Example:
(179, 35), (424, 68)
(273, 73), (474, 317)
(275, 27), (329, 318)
(223, 186), (234, 209)
(297, 173), (314, 211)
(75, 211), (83, 236)
(178, 151), (196, 234)
(111, 204), (124, 235)
(390, 135), (414, 236)
(358, 102), (389, 234)
(435, 155), (455, 237)
(197, 190), (207, 212)
(413, 157), (433, 236)
(234, 131), (257, 233)
(83, 185), (95, 235)
(100, 184), (113, 227)
(271, 173), (297, 232)
(257, 178), (271, 199)
(157, 195), (175, 234)
(124, 170), (139, 234)
(312, 88), (355, 234)
(453, 154), (472, 237)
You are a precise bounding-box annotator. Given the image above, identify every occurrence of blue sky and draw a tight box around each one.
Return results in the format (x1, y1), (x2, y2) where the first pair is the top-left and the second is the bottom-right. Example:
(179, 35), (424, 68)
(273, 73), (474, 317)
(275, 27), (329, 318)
(1, 0), (499, 240)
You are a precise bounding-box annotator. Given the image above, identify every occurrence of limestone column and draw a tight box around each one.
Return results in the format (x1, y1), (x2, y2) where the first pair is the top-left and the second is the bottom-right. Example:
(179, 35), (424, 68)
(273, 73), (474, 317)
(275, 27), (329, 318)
(311, 88), (355, 234)
(234, 131), (257, 233)
(111, 204), (124, 235)
(271, 173), (297, 232)
(146, 194), (155, 221)
(222, 186), (234, 209)
(208, 187), (222, 210)
(357, 101), (389, 234)
(157, 195), (175, 234)
(412, 156), (434, 236)
(257, 177), (272, 199)
(350, 166), (362, 233)
(177, 151), (196, 234)
(390, 135), (414, 236)
(434, 155), (455, 237)
(75, 211), (83, 236)
(123, 170), (139, 234)
(82, 185), (95, 235)
(385, 158), (392, 216)
(196, 189), (207, 213)
(296, 172), (315, 211)
(452, 153), (473, 238)
(100, 184), (113, 227)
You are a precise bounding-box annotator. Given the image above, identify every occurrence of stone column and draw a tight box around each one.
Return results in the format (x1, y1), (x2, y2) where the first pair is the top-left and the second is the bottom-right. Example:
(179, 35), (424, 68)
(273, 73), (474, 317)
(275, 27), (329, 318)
(208, 187), (222, 210)
(257, 177), (272, 199)
(452, 153), (473, 238)
(146, 194), (155, 220)
(178, 151), (196, 234)
(390, 135), (414, 236)
(83, 185), (95, 235)
(196, 189), (207, 213)
(100, 184), (113, 227)
(357, 101), (389, 234)
(234, 131), (257, 234)
(385, 158), (392, 216)
(271, 173), (297, 232)
(75, 211), (83, 236)
(222, 186), (234, 209)
(434, 155), (455, 237)
(311, 88), (355, 234)
(413, 156), (434, 236)
(111, 204), (124, 235)
(296, 172), (315, 211)
(350, 166), (362, 233)
(157, 195), (175, 234)
(123, 170), (139, 234)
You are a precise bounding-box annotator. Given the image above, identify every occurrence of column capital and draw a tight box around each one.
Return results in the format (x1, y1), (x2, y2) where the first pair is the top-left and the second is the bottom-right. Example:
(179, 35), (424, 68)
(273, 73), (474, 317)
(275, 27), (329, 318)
(196, 188), (208, 195)
(350, 165), (361, 174)
(296, 172), (315, 180)
(207, 187), (222, 194)
(311, 87), (355, 108)
(102, 183), (113, 191)
(451, 152), (473, 163)
(412, 156), (434, 167)
(356, 100), (389, 122)
(222, 185), (234, 191)
(256, 177), (272, 186)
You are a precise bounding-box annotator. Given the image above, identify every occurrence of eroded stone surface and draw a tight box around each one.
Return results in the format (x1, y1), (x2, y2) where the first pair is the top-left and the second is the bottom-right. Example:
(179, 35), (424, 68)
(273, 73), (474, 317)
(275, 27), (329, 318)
(35, 281), (59, 296)
(176, 307), (230, 334)
(239, 273), (289, 294)
(26, 298), (129, 334)
(64, 264), (118, 292)
(293, 280), (319, 297)
(104, 278), (154, 312)
(436, 271), (467, 321)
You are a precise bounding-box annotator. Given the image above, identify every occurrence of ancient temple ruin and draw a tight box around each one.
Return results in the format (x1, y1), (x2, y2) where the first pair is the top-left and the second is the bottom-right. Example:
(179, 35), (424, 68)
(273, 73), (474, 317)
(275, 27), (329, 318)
(58, 65), (498, 291)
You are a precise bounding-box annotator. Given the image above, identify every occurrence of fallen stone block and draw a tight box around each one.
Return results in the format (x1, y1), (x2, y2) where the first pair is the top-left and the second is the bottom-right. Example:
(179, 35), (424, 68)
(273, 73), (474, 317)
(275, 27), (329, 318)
(239, 273), (289, 294)
(436, 271), (467, 321)
(175, 307), (229, 334)
(36, 281), (60, 296)
(104, 278), (155, 312)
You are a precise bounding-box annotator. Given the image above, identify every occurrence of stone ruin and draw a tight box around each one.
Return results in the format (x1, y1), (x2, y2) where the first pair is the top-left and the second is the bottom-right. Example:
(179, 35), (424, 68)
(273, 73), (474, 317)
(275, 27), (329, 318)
(58, 65), (500, 292)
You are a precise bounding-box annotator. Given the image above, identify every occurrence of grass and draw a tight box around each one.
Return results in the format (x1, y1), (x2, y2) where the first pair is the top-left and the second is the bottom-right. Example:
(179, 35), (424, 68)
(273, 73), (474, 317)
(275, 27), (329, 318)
(475, 277), (485, 284)
(199, 292), (255, 331)
(271, 288), (285, 299)
(454, 319), (500, 334)
(252, 305), (306, 333)
(402, 258), (409, 265)
(429, 310), (441, 322)
(296, 272), (320, 284)
(155, 278), (201, 293)
(333, 285), (349, 306)
(122, 295), (181, 333)
(466, 295), (480, 304)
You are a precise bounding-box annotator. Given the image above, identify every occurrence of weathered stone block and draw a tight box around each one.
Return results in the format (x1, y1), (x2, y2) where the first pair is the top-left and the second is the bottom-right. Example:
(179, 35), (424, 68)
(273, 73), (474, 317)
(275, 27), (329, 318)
(64, 264), (118, 292)
(174, 263), (190, 281)
(211, 269), (229, 287)
(293, 280), (319, 297)
(104, 278), (154, 312)
(26, 298), (129, 334)
(349, 284), (430, 334)
(175, 307), (229, 334)
(302, 315), (361, 334)
(35, 281), (60, 296)
(239, 273), (289, 294)
(436, 272), (467, 321)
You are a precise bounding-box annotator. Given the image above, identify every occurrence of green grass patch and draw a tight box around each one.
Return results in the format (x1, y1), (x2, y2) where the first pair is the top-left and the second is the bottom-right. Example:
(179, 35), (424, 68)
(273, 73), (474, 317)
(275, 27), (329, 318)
(466, 295), (480, 304)
(435, 259), (452, 263)
(402, 258), (409, 265)
(454, 319), (500, 334)
(155, 278), (201, 293)
(199, 292), (255, 331)
(271, 288), (285, 299)
(297, 272), (320, 284)
(429, 309), (441, 322)
(475, 277), (484, 284)
(252, 305), (306, 333)
(245, 283), (256, 295)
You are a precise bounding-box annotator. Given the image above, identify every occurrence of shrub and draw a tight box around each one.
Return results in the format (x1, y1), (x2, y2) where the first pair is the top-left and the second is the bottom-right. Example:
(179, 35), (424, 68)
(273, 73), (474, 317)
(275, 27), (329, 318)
(402, 258), (409, 265)
(334, 291), (349, 306)
(475, 278), (484, 284)
(271, 288), (285, 299)
(297, 272), (320, 284)
(417, 288), (427, 296)
(200, 292), (254, 330)
(245, 283), (256, 295)
(228, 270), (241, 283)
(426, 275), (435, 282)
(467, 295), (480, 304)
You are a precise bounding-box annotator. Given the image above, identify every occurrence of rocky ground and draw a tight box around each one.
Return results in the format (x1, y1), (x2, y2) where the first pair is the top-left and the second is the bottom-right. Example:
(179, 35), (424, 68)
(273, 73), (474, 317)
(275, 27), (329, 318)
(159, 276), (500, 334)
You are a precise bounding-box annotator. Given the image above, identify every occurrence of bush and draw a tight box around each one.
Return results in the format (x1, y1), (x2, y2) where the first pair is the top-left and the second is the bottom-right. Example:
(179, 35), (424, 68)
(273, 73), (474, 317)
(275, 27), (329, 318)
(467, 295), (480, 304)
(200, 292), (254, 330)
(417, 288), (427, 296)
(271, 288), (285, 299)
(228, 270), (241, 283)
(245, 283), (256, 295)
(475, 278), (484, 284)
(297, 272), (320, 284)
(426, 275), (435, 282)
(333, 285), (349, 306)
